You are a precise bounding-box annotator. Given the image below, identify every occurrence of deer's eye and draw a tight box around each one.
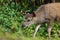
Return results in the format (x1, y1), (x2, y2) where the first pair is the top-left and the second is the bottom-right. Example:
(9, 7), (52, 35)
(27, 19), (30, 22)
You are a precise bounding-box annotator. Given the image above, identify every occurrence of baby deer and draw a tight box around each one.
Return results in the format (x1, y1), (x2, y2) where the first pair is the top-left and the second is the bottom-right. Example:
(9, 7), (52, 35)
(22, 3), (60, 39)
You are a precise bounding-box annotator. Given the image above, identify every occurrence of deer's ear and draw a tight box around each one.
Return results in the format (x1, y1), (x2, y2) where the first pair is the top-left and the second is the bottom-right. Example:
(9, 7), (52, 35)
(21, 10), (26, 15)
(31, 12), (36, 17)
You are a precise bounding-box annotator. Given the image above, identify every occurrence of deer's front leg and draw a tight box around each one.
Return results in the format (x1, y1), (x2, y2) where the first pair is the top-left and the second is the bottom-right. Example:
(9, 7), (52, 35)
(33, 24), (41, 38)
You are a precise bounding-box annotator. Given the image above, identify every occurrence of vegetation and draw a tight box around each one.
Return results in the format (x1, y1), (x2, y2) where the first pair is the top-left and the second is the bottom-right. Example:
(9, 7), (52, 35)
(0, 0), (60, 40)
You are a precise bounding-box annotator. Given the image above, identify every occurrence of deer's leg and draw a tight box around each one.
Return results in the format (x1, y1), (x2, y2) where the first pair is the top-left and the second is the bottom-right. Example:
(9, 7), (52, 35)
(47, 20), (54, 39)
(33, 24), (41, 38)
(48, 24), (52, 39)
(58, 22), (60, 37)
(57, 18), (60, 37)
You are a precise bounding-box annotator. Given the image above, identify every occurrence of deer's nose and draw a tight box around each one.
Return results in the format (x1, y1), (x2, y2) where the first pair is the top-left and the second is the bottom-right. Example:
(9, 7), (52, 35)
(22, 24), (25, 27)
(22, 24), (26, 28)
(22, 24), (28, 28)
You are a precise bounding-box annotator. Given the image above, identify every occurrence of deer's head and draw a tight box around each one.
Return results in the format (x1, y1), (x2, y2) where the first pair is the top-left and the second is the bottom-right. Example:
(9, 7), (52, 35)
(21, 10), (36, 28)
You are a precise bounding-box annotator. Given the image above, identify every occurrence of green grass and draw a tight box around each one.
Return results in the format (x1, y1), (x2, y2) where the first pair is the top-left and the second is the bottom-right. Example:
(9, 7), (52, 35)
(0, 32), (60, 40)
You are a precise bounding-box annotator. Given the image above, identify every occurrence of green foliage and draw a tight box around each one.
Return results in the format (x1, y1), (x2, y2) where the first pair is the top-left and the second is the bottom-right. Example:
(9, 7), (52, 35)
(22, 22), (60, 37)
(23, 24), (36, 37)
(0, 3), (24, 33)
(0, 0), (60, 38)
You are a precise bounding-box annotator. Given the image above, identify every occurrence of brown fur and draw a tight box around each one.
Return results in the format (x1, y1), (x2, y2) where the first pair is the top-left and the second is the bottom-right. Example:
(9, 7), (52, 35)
(35, 3), (60, 22)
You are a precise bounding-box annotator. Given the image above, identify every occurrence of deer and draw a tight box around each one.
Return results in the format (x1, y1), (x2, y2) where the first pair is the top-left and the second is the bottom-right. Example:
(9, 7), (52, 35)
(21, 3), (60, 39)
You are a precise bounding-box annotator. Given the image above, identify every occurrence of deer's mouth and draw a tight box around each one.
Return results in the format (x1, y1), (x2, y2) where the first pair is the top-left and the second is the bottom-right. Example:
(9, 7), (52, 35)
(22, 22), (30, 28)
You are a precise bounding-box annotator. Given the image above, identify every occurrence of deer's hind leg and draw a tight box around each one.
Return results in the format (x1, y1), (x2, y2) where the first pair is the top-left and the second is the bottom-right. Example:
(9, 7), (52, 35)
(47, 19), (54, 39)
(57, 18), (60, 37)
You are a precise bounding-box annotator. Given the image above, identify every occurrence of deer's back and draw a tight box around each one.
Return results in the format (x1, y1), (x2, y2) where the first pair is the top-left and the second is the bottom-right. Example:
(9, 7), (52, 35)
(35, 3), (60, 20)
(45, 3), (60, 18)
